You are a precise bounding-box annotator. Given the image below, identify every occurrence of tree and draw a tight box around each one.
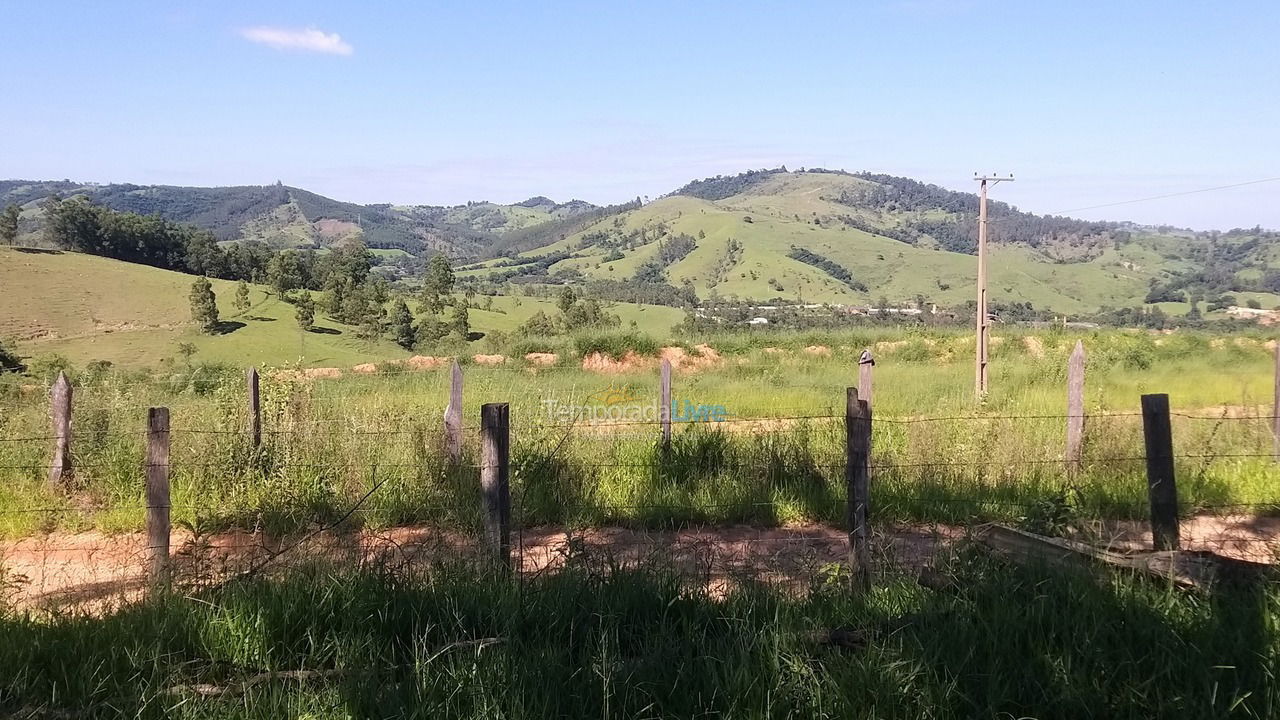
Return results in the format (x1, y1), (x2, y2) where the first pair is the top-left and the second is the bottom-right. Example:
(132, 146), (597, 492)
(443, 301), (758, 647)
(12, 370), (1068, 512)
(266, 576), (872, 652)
(355, 309), (384, 343)
(389, 298), (416, 349)
(233, 280), (252, 313)
(0, 338), (24, 372)
(415, 316), (448, 346)
(189, 277), (219, 333)
(449, 299), (470, 338)
(557, 285), (578, 314)
(295, 292), (316, 331)
(421, 254), (455, 314)
(0, 204), (19, 245)
(176, 342), (198, 366)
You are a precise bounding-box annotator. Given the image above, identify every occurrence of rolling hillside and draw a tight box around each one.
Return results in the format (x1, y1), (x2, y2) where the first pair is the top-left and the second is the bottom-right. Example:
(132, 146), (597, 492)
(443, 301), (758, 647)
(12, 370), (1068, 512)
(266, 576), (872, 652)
(0, 181), (598, 258)
(0, 247), (683, 369)
(4, 169), (1277, 316)
(460, 170), (1280, 314)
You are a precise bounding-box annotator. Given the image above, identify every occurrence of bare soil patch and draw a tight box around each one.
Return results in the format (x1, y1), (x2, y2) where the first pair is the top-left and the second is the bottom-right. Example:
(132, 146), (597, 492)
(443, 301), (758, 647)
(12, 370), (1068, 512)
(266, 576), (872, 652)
(5, 515), (1273, 611)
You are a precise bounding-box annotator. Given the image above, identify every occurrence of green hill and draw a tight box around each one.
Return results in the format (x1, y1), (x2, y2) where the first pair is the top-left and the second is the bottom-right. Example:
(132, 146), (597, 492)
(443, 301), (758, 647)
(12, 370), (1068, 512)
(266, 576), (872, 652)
(0, 247), (683, 369)
(0, 181), (598, 258)
(4, 169), (1277, 317)
(460, 169), (1280, 314)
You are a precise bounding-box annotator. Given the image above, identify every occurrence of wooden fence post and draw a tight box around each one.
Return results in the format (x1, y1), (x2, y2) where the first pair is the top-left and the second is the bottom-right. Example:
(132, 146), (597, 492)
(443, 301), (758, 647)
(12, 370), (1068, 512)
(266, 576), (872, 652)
(48, 370), (72, 488)
(480, 402), (511, 566)
(1065, 341), (1085, 473)
(857, 349), (874, 406)
(659, 358), (672, 449)
(1140, 393), (1179, 551)
(444, 361), (463, 463)
(845, 387), (872, 592)
(246, 367), (261, 449)
(146, 407), (171, 584)
(1273, 344), (1279, 462)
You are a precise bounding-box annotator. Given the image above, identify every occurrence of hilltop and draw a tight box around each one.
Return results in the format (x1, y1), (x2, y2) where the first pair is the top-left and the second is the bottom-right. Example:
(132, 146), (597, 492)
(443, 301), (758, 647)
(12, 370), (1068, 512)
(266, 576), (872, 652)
(0, 180), (599, 257)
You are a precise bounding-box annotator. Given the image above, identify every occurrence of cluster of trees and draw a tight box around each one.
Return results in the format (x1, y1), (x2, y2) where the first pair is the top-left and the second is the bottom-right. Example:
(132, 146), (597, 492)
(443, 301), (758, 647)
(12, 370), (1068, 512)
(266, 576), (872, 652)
(674, 167), (788, 201)
(632, 234), (697, 283)
(707, 238), (743, 286)
(0, 204), (19, 244)
(43, 196), (277, 280)
(410, 255), (470, 348)
(832, 176), (1119, 255)
(516, 286), (620, 336)
(183, 252), (471, 349)
(786, 246), (868, 292)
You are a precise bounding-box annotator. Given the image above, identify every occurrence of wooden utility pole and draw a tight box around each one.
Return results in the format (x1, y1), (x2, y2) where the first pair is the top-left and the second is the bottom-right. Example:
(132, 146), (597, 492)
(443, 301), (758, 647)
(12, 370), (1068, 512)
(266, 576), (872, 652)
(974, 174), (1014, 398)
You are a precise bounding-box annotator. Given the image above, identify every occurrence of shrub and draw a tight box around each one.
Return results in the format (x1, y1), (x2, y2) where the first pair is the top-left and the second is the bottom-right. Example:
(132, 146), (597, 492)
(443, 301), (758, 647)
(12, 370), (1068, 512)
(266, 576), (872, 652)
(573, 331), (661, 359)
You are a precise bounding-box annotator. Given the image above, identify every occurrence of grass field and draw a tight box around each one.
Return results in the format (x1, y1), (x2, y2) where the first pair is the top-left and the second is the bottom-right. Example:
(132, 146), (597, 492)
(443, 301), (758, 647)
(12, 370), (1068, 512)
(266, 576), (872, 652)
(0, 248), (684, 370)
(3, 553), (1278, 719)
(1, 325), (1277, 538)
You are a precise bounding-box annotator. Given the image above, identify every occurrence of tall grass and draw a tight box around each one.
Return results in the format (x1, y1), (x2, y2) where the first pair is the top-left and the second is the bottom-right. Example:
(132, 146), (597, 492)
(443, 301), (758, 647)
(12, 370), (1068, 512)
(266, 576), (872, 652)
(0, 329), (1278, 537)
(1, 551), (1277, 718)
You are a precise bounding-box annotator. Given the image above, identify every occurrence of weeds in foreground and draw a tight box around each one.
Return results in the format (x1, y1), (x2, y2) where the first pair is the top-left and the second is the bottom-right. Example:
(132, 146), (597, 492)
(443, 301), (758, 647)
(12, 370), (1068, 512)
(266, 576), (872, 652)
(1, 551), (1277, 718)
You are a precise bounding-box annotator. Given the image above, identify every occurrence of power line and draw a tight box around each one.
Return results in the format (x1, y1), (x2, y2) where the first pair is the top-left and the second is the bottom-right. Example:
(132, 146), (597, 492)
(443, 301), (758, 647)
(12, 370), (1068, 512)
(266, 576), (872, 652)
(1045, 176), (1280, 216)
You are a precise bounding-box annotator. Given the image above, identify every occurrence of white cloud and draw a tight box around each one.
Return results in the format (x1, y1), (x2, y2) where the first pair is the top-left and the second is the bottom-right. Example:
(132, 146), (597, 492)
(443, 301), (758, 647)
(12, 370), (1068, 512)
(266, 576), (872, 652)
(239, 26), (353, 56)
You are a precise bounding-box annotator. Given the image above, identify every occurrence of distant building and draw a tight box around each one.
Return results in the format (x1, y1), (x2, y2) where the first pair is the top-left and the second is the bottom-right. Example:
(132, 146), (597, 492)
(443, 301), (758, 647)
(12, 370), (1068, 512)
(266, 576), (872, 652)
(747, 317), (769, 325)
(1226, 305), (1270, 318)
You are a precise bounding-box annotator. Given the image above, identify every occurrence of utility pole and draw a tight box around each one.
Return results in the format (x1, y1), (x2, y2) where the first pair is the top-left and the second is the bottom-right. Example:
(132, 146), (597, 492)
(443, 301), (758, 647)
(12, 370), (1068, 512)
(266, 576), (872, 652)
(973, 173), (1013, 398)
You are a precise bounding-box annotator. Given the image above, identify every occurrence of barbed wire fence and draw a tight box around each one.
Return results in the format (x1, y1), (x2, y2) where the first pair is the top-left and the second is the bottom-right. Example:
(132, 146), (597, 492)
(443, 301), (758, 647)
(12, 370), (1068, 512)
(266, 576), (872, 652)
(3, 357), (1280, 610)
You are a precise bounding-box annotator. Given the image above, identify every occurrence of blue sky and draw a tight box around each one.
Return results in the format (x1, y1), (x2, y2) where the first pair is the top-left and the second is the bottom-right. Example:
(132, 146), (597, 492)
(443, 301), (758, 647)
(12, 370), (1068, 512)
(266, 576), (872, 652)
(2, 1), (1277, 229)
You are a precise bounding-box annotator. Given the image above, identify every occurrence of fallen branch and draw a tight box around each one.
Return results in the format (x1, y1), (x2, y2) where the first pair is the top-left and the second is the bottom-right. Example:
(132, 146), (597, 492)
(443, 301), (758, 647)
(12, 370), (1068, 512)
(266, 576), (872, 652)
(975, 523), (1274, 589)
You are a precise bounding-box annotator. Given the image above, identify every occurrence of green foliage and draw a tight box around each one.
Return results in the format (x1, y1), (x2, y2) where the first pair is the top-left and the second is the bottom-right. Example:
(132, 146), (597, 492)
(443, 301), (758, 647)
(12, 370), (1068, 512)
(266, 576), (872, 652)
(421, 255), (456, 314)
(787, 245), (868, 292)
(294, 291), (315, 331)
(389, 298), (416, 350)
(188, 276), (219, 333)
(573, 330), (660, 358)
(232, 280), (251, 313)
(449, 299), (470, 338)
(0, 338), (22, 373)
(0, 204), (18, 244)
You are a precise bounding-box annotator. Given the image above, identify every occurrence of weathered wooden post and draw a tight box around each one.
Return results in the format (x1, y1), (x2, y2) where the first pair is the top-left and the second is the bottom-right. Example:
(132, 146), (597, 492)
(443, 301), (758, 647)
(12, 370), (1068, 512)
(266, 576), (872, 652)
(1140, 393), (1180, 551)
(659, 358), (672, 449)
(444, 361), (463, 463)
(1273, 344), (1280, 462)
(48, 371), (72, 488)
(146, 407), (171, 584)
(857, 349), (874, 406)
(480, 402), (511, 566)
(1065, 341), (1085, 473)
(246, 367), (261, 449)
(845, 387), (872, 592)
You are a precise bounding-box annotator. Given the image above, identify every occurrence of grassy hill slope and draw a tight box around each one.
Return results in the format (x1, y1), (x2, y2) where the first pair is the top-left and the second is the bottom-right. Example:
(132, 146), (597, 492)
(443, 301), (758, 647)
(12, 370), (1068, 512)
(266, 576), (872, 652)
(466, 171), (1278, 314)
(0, 248), (684, 369)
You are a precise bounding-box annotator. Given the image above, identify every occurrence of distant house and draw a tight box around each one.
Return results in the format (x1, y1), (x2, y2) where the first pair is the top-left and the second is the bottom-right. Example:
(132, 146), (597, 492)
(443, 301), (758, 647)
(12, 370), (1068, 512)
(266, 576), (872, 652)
(747, 317), (769, 325)
(1226, 305), (1270, 318)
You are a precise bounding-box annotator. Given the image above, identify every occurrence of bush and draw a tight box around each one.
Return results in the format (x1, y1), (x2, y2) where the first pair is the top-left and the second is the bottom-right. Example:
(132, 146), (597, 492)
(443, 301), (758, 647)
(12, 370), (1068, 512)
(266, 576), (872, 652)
(573, 331), (661, 359)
